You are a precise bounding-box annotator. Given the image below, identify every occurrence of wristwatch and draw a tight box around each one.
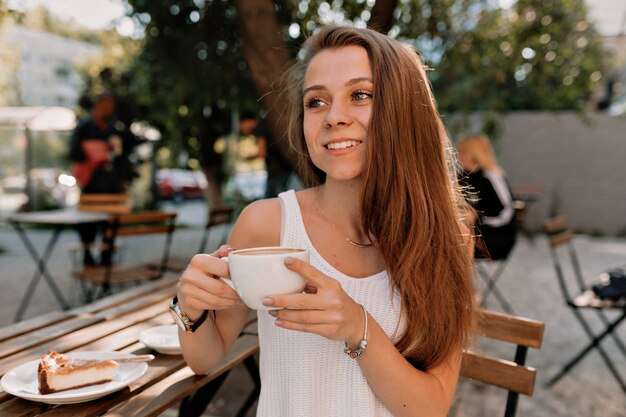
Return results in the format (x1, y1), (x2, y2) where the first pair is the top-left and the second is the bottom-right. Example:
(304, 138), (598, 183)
(169, 296), (209, 333)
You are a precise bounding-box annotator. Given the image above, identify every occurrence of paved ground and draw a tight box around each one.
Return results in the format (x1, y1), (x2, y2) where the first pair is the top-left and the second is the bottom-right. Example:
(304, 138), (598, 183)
(1, 200), (625, 416)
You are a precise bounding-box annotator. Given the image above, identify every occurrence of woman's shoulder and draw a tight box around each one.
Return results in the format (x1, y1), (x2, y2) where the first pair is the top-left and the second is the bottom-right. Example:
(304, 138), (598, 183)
(229, 198), (282, 248)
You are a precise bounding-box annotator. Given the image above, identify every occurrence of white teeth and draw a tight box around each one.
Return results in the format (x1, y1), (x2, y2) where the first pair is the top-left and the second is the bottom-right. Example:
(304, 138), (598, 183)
(326, 140), (361, 150)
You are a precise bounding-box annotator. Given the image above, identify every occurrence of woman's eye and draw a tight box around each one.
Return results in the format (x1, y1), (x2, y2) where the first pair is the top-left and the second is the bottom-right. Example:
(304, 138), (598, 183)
(352, 91), (372, 101)
(305, 98), (323, 109)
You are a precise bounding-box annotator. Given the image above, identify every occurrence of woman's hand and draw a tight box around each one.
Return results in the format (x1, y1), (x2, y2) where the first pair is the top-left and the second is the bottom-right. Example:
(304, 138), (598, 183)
(263, 257), (365, 347)
(177, 245), (243, 320)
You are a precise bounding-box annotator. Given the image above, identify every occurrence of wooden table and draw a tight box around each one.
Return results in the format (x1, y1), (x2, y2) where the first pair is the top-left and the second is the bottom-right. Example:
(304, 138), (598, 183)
(0, 275), (260, 417)
(7, 209), (110, 322)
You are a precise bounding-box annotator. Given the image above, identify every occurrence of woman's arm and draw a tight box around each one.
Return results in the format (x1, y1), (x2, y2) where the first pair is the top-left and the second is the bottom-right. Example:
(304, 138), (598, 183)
(177, 198), (281, 374)
(480, 171), (514, 227)
(265, 259), (461, 417)
(354, 315), (461, 417)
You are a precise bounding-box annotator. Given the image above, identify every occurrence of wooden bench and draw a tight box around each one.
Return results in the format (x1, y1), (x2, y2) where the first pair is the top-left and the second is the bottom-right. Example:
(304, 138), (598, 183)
(72, 211), (177, 301)
(460, 310), (545, 417)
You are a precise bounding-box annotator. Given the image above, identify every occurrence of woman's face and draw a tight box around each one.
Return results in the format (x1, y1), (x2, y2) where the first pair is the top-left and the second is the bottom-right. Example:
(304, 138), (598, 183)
(302, 45), (373, 182)
(457, 146), (477, 173)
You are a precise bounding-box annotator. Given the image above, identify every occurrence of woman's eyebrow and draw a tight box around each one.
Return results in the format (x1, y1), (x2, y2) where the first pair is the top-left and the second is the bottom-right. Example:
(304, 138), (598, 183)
(346, 77), (373, 86)
(303, 84), (325, 95)
(303, 77), (373, 94)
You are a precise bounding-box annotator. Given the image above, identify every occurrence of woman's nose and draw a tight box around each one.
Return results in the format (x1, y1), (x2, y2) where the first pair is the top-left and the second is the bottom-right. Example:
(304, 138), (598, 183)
(324, 100), (352, 128)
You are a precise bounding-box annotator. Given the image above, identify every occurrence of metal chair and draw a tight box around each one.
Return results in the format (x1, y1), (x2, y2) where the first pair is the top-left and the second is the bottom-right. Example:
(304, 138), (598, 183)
(543, 216), (626, 393)
(475, 200), (528, 314)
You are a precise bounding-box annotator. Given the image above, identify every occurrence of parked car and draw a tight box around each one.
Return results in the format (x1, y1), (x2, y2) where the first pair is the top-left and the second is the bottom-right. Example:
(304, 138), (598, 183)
(156, 169), (208, 201)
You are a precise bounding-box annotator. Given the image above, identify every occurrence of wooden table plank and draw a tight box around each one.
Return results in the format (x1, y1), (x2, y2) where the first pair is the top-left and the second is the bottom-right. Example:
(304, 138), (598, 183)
(0, 298), (172, 376)
(0, 286), (175, 363)
(76, 313), (174, 353)
(0, 398), (54, 417)
(0, 316), (104, 360)
(0, 311), (74, 344)
(71, 276), (178, 316)
(102, 334), (260, 417)
(89, 287), (175, 321)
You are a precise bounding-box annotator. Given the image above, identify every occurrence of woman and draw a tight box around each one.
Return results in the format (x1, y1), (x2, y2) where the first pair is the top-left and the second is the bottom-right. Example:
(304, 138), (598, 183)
(457, 133), (517, 261)
(174, 26), (475, 417)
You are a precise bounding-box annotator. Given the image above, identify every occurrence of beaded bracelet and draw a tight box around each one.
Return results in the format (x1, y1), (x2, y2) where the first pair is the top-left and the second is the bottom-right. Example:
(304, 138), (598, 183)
(344, 304), (368, 358)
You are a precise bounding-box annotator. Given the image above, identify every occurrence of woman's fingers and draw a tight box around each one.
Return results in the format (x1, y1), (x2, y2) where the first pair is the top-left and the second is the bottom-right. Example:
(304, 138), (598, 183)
(178, 252), (242, 310)
(284, 257), (334, 288)
(270, 308), (338, 325)
(273, 320), (337, 336)
(264, 292), (316, 309)
(189, 253), (231, 278)
(212, 244), (236, 257)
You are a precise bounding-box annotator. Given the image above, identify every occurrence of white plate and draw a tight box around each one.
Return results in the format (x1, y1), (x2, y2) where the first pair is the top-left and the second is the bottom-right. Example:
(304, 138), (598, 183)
(0, 351), (148, 405)
(139, 324), (181, 355)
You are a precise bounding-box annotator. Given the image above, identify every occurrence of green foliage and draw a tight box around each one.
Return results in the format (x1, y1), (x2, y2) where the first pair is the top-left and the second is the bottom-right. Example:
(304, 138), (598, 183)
(125, 0), (270, 169)
(433, 0), (606, 113)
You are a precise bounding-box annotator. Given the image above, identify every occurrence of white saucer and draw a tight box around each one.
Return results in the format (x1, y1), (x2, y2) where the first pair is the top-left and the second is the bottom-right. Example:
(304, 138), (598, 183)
(139, 324), (181, 355)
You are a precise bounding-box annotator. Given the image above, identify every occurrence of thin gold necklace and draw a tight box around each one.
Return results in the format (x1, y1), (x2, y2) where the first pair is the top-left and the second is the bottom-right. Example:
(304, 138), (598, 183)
(317, 207), (374, 248)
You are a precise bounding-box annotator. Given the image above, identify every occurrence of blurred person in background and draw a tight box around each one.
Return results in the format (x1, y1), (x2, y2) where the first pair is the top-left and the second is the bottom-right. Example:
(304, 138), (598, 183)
(68, 94), (133, 266)
(457, 133), (517, 260)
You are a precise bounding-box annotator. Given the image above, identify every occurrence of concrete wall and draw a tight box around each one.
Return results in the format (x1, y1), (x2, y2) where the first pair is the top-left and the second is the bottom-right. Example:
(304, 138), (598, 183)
(493, 112), (626, 235)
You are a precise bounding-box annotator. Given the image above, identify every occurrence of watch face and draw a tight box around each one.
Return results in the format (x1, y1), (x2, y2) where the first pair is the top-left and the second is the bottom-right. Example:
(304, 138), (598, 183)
(170, 307), (188, 331)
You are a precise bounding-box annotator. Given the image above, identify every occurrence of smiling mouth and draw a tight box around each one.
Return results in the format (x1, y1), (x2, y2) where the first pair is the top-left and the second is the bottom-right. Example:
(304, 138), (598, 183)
(324, 140), (362, 150)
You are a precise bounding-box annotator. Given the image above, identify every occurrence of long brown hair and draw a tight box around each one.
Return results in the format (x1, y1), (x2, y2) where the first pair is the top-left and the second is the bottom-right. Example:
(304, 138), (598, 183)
(284, 26), (475, 370)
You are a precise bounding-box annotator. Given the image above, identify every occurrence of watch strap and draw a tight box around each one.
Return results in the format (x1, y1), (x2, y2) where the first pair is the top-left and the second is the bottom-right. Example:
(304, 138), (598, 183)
(172, 296), (209, 333)
(190, 308), (209, 332)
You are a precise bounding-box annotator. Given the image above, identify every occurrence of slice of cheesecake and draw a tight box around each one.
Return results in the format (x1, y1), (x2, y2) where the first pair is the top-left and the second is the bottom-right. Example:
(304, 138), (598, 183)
(38, 350), (119, 394)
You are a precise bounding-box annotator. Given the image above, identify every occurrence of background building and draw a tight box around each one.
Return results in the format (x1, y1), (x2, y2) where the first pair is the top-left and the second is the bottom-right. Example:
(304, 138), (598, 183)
(6, 25), (101, 107)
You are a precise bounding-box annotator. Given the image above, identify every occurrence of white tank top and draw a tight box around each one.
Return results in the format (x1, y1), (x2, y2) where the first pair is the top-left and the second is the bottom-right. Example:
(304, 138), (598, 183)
(255, 190), (405, 417)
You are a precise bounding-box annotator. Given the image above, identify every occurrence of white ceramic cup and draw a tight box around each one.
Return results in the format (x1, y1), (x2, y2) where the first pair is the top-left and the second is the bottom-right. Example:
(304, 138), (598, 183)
(221, 247), (309, 310)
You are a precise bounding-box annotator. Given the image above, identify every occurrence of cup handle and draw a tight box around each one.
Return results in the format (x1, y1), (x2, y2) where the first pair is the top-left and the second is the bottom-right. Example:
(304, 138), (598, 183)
(220, 277), (236, 291)
(218, 257), (238, 293)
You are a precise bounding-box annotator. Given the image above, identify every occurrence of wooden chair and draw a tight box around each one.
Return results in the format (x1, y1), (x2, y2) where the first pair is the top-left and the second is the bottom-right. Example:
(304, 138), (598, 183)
(460, 309), (545, 417)
(543, 216), (626, 393)
(77, 193), (131, 213)
(149, 205), (235, 272)
(68, 193), (132, 265)
(72, 211), (177, 301)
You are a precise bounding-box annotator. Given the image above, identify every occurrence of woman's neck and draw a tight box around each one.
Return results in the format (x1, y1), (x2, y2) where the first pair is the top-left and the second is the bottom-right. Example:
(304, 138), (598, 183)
(316, 180), (369, 242)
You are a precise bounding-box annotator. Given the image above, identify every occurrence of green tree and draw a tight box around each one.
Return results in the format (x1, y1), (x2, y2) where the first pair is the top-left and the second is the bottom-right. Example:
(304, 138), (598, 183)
(433, 0), (606, 113)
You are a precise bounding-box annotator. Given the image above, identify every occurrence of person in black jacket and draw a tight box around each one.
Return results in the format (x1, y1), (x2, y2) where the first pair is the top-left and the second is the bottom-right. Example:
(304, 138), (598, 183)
(457, 134), (516, 260)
